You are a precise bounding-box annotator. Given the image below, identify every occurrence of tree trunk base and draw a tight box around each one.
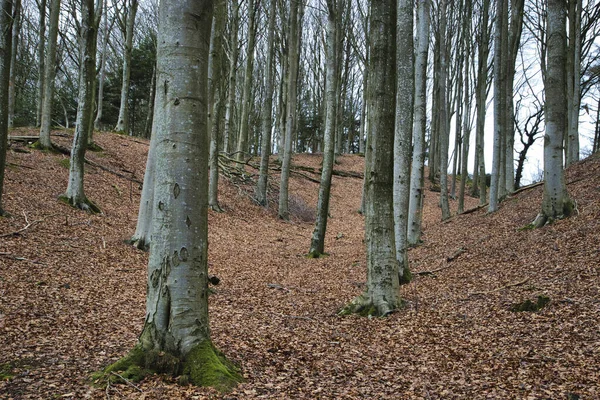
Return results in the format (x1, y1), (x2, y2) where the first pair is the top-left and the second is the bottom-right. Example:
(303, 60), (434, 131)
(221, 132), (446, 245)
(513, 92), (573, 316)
(532, 198), (577, 229)
(92, 341), (242, 392)
(339, 292), (400, 317)
(125, 236), (150, 251)
(58, 194), (101, 214)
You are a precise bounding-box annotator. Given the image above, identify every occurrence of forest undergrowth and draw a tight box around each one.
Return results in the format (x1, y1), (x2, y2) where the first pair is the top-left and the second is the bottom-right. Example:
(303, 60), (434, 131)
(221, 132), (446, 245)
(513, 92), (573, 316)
(0, 129), (599, 399)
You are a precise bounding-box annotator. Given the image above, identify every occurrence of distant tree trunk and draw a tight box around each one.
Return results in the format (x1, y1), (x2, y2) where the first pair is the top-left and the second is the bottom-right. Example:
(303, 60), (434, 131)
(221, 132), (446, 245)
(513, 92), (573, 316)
(7, 0), (20, 129)
(342, 0), (400, 317)
(62, 0), (102, 213)
(208, 0), (226, 212)
(35, 0), (46, 128)
(458, 0), (473, 214)
(392, 0), (413, 282)
(102, 0), (241, 389)
(438, 0), (450, 220)
(223, 0), (240, 155)
(489, 0), (507, 213)
(566, 0), (581, 166)
(38, 0), (61, 149)
(235, 0), (258, 162)
(407, 0), (429, 246)
(94, 0), (112, 131)
(358, 68), (367, 155)
(309, 0), (338, 258)
(131, 129), (157, 250)
(278, 0), (301, 220)
(474, 0), (490, 204)
(256, 0), (277, 207)
(114, 0), (139, 135)
(532, 0), (574, 227)
(143, 66), (156, 138)
(0, 0), (13, 215)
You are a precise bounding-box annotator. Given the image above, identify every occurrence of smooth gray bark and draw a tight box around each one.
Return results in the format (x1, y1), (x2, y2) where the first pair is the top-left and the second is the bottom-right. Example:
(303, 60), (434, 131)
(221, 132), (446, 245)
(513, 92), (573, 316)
(63, 0), (102, 212)
(0, 0), (13, 215)
(458, 0), (473, 214)
(7, 0), (20, 129)
(38, 0), (61, 149)
(115, 0), (139, 134)
(566, 0), (582, 166)
(309, 0), (338, 257)
(94, 0), (114, 131)
(35, 0), (46, 128)
(407, 0), (429, 246)
(256, 0), (277, 207)
(438, 0), (450, 220)
(533, 0), (574, 227)
(223, 0), (240, 155)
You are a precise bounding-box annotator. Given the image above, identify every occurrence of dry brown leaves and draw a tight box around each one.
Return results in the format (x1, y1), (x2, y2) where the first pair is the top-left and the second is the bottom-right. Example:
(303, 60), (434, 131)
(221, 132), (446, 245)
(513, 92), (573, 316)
(0, 129), (598, 399)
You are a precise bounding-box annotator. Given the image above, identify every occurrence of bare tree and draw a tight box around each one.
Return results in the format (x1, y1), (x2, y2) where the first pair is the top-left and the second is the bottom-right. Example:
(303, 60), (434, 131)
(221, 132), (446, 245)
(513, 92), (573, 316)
(0, 0), (13, 215)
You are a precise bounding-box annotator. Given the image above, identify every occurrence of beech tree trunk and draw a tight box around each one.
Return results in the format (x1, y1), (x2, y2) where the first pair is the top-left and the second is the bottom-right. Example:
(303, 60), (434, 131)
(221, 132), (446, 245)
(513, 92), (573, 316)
(62, 0), (102, 213)
(38, 0), (61, 149)
(458, 0), (473, 214)
(114, 0), (139, 135)
(223, 0), (240, 155)
(309, 0), (338, 257)
(7, 0), (20, 129)
(566, 0), (581, 166)
(533, 0), (574, 227)
(342, 0), (400, 317)
(0, 0), (12, 215)
(94, 0), (113, 131)
(102, 1), (241, 389)
(35, 0), (46, 127)
(407, 0), (429, 246)
(256, 0), (277, 207)
(438, 0), (450, 220)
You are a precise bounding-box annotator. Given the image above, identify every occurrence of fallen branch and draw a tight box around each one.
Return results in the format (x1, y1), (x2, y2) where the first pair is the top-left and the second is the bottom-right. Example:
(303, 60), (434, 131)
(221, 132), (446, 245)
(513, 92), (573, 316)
(460, 203), (488, 216)
(447, 248), (466, 262)
(110, 372), (143, 392)
(0, 211), (43, 238)
(415, 261), (450, 276)
(467, 277), (530, 297)
(511, 181), (544, 196)
(7, 135), (39, 142)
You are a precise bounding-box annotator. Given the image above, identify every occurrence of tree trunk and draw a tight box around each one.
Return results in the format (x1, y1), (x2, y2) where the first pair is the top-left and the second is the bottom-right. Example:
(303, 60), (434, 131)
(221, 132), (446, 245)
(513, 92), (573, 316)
(7, 0), (20, 129)
(566, 0), (581, 166)
(114, 0), (139, 135)
(342, 0), (400, 317)
(438, 0), (450, 220)
(94, 0), (113, 131)
(38, 0), (61, 149)
(309, 0), (338, 257)
(131, 127), (157, 250)
(533, 0), (574, 227)
(223, 0), (240, 155)
(235, 0), (258, 162)
(256, 0), (277, 207)
(0, 0), (13, 215)
(35, 0), (46, 128)
(407, 0), (429, 246)
(278, 0), (301, 220)
(458, 0), (473, 214)
(62, 0), (102, 213)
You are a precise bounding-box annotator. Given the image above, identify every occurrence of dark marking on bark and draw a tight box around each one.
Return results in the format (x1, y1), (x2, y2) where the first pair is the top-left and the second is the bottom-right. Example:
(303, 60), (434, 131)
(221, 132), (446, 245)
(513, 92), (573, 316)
(180, 247), (189, 261)
(172, 251), (180, 267)
(173, 183), (180, 199)
(186, 216), (192, 228)
(164, 80), (168, 96)
(158, 201), (164, 211)
(150, 269), (160, 288)
(174, 98), (180, 106)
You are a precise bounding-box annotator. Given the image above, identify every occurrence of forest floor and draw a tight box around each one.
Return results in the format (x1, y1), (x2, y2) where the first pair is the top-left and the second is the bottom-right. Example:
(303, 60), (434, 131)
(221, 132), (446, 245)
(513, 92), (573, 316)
(0, 129), (599, 399)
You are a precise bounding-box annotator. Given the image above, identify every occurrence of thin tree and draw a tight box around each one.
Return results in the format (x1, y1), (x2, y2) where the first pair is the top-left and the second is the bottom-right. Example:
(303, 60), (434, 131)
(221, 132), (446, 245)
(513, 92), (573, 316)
(532, 0), (575, 227)
(407, 0), (430, 246)
(61, 0), (103, 212)
(0, 0), (13, 215)
(35, 0), (46, 127)
(38, 0), (61, 149)
(308, 0), (338, 258)
(98, 0), (241, 388)
(7, 0), (20, 128)
(255, 0), (277, 207)
(223, 0), (240, 155)
(341, 0), (401, 317)
(438, 0), (450, 220)
(114, 0), (139, 134)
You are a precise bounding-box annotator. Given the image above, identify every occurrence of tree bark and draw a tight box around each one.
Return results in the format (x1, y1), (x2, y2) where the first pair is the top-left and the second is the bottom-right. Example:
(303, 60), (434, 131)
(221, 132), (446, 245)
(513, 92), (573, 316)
(7, 0), (20, 129)
(114, 0), (139, 135)
(35, 0), (46, 128)
(94, 0), (113, 131)
(438, 0), (450, 220)
(533, 0), (574, 227)
(0, 0), (13, 215)
(38, 0), (61, 149)
(223, 0), (240, 155)
(62, 0), (103, 213)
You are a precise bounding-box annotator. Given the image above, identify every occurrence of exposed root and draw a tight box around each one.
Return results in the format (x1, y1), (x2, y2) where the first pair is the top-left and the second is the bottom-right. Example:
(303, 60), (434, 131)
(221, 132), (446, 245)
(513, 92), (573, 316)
(339, 292), (398, 317)
(58, 195), (101, 214)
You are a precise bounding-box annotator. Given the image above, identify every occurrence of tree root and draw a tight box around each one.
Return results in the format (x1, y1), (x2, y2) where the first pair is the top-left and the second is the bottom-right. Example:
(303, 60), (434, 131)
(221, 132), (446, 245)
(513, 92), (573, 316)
(339, 293), (399, 317)
(59, 195), (101, 214)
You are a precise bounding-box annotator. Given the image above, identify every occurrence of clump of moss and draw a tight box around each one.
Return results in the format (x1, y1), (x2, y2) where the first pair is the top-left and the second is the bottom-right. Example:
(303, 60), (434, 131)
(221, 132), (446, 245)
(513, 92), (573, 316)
(0, 363), (14, 381)
(510, 295), (550, 312)
(87, 142), (104, 152)
(58, 194), (101, 214)
(58, 158), (70, 169)
(182, 341), (242, 392)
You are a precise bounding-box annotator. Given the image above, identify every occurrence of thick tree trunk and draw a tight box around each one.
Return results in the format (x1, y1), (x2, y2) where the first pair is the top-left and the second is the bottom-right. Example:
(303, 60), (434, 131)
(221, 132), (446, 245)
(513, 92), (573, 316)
(7, 0), (20, 129)
(0, 0), (12, 215)
(114, 0), (138, 135)
(342, 0), (400, 317)
(533, 0), (574, 227)
(309, 0), (338, 257)
(62, 0), (102, 213)
(101, 1), (241, 389)
(38, 0), (61, 149)
(256, 0), (277, 207)
(278, 0), (301, 220)
(35, 0), (46, 128)
(235, 0), (258, 162)
(407, 0), (429, 246)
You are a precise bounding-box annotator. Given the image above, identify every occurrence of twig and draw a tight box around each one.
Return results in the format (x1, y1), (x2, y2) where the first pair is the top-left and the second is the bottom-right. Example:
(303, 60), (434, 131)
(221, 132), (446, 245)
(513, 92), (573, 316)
(447, 248), (466, 262)
(0, 211), (43, 238)
(416, 261), (453, 276)
(467, 277), (530, 297)
(460, 203), (489, 216)
(110, 372), (143, 392)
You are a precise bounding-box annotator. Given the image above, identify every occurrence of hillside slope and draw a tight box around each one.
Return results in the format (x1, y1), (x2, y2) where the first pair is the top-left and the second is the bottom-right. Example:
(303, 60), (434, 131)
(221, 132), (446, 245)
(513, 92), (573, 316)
(0, 130), (598, 399)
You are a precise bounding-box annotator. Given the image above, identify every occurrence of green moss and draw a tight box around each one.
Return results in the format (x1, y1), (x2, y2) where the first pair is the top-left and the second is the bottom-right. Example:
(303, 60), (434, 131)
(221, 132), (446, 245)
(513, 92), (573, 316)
(306, 251), (329, 259)
(518, 223), (535, 231)
(399, 267), (412, 285)
(58, 194), (101, 214)
(510, 295), (551, 312)
(87, 142), (104, 152)
(0, 363), (14, 381)
(91, 345), (150, 385)
(58, 158), (70, 169)
(182, 341), (242, 392)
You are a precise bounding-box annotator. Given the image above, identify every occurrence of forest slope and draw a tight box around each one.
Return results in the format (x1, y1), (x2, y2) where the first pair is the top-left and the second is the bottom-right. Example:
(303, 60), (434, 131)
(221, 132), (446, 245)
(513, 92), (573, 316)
(0, 129), (599, 399)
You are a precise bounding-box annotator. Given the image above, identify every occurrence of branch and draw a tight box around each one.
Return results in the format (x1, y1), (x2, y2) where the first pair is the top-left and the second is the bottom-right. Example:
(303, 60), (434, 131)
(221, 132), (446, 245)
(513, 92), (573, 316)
(467, 277), (530, 297)
(0, 211), (43, 238)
